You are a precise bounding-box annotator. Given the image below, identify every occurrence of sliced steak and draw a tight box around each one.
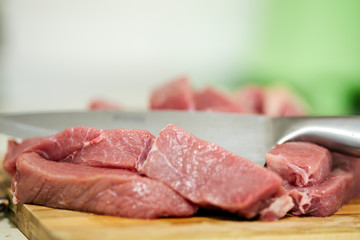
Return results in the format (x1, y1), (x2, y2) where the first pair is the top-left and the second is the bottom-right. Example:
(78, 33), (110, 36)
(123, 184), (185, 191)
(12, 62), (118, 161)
(286, 152), (360, 217)
(150, 76), (194, 110)
(71, 128), (154, 170)
(12, 152), (197, 219)
(266, 142), (332, 187)
(3, 126), (154, 174)
(137, 124), (293, 220)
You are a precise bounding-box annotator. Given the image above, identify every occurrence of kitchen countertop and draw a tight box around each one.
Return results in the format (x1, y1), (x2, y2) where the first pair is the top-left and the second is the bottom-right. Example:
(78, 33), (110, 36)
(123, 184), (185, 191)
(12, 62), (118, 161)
(0, 215), (27, 240)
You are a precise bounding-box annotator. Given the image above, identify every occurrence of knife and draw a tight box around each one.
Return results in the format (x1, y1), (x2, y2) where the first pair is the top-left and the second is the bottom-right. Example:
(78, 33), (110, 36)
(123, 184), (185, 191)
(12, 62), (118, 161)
(0, 111), (359, 166)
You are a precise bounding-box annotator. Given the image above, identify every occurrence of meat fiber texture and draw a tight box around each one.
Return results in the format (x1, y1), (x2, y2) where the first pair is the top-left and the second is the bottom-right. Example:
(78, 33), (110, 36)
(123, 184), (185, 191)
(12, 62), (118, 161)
(266, 142), (360, 217)
(266, 142), (332, 187)
(137, 124), (294, 220)
(12, 152), (197, 219)
(3, 126), (155, 175)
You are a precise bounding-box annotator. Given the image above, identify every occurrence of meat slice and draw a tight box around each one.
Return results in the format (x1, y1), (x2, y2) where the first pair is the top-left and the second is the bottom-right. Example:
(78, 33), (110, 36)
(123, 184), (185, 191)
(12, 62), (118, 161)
(150, 76), (195, 110)
(194, 87), (244, 113)
(12, 152), (197, 219)
(3, 137), (43, 175)
(285, 152), (360, 217)
(3, 127), (102, 175)
(137, 124), (293, 220)
(3, 126), (154, 174)
(266, 142), (332, 187)
(71, 128), (154, 170)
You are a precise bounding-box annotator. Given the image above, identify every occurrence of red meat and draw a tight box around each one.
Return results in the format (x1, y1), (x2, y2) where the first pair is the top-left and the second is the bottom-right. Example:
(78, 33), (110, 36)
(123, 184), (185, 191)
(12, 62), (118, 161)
(12, 152), (197, 219)
(266, 142), (332, 187)
(137, 124), (293, 220)
(3, 126), (154, 174)
(150, 76), (195, 110)
(286, 152), (360, 217)
(194, 87), (244, 113)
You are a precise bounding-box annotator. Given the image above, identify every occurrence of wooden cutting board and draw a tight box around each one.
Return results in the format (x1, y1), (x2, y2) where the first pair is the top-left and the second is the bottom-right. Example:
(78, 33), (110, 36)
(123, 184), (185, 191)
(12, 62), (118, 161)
(1, 169), (360, 240)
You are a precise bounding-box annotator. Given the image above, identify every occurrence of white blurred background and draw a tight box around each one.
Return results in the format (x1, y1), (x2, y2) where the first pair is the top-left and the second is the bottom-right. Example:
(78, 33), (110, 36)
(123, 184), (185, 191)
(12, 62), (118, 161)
(0, 0), (263, 112)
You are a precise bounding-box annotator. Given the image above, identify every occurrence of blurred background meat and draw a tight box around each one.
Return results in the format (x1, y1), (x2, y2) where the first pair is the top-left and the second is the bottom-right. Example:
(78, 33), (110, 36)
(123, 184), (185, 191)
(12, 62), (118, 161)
(88, 98), (122, 111)
(233, 85), (264, 114)
(149, 76), (194, 110)
(149, 76), (306, 116)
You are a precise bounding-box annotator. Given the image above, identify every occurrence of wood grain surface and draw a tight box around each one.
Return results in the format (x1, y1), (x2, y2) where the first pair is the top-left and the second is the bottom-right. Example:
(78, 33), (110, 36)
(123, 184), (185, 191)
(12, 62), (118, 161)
(1, 163), (360, 240)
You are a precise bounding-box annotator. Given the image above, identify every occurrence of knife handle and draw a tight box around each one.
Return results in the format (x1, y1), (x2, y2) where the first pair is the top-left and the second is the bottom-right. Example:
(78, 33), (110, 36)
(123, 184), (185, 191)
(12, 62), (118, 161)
(274, 116), (360, 157)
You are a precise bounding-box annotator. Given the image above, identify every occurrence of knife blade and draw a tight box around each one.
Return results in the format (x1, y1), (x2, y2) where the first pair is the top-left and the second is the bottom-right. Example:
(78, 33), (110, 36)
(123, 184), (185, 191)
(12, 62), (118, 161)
(0, 111), (270, 165)
(0, 111), (359, 166)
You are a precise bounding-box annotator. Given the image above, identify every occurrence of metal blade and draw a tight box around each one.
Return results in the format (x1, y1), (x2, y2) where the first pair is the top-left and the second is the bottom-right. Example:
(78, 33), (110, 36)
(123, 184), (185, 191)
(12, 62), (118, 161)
(0, 111), (270, 166)
(272, 116), (360, 157)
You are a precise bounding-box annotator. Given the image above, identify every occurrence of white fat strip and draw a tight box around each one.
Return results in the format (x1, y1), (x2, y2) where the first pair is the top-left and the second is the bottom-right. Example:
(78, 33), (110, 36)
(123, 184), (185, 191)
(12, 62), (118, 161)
(79, 131), (106, 163)
(82, 128), (93, 147)
(85, 131), (105, 147)
(287, 163), (309, 186)
(104, 136), (116, 161)
(136, 134), (152, 164)
(48, 136), (62, 151)
(63, 152), (76, 162)
(103, 149), (108, 162)
(34, 150), (50, 160)
(78, 150), (86, 163)
(69, 127), (74, 146)
(298, 192), (312, 214)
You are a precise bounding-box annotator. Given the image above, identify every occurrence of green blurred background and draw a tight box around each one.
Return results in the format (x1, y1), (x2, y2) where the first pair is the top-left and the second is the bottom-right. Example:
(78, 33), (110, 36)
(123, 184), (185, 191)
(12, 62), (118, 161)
(233, 0), (360, 115)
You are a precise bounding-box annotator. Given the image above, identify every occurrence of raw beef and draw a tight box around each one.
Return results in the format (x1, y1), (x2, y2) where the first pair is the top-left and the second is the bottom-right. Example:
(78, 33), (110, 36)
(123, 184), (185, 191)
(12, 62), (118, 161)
(88, 98), (122, 110)
(3, 137), (43, 175)
(71, 128), (154, 169)
(266, 142), (332, 187)
(137, 124), (293, 220)
(149, 77), (308, 116)
(12, 152), (197, 219)
(194, 87), (244, 113)
(3, 126), (154, 174)
(263, 87), (306, 117)
(150, 76), (195, 110)
(285, 152), (360, 217)
(233, 85), (264, 114)
(259, 189), (295, 221)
